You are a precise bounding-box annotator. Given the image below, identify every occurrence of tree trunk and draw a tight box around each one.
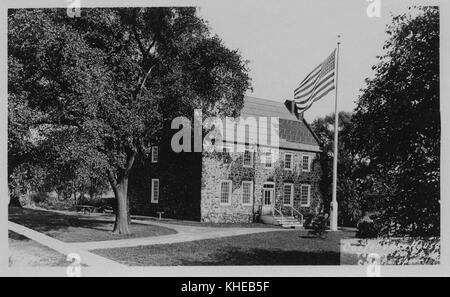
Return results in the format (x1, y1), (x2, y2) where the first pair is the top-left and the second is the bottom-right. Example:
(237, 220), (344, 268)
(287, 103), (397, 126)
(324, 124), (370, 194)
(112, 177), (131, 235)
(109, 150), (137, 235)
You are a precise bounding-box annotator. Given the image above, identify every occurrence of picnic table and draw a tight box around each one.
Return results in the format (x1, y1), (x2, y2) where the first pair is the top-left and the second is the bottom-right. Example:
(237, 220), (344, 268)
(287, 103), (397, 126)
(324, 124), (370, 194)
(76, 205), (96, 215)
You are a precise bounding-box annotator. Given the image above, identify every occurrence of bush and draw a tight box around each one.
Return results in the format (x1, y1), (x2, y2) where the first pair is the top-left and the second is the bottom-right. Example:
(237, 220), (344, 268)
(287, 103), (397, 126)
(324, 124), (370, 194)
(303, 213), (315, 229)
(356, 213), (381, 238)
(309, 213), (329, 237)
(30, 192), (49, 203)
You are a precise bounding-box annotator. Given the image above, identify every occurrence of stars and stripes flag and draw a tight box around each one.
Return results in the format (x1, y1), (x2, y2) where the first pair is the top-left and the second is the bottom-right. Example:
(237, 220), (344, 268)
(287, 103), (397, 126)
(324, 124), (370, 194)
(293, 49), (336, 114)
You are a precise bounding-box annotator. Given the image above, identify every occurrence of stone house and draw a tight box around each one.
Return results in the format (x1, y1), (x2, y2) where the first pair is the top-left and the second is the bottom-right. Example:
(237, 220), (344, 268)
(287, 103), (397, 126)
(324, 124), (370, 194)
(129, 96), (323, 227)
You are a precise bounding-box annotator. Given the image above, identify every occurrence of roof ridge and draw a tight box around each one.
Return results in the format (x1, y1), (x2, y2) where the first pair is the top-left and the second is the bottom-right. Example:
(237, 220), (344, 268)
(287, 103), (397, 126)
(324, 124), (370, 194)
(244, 95), (284, 104)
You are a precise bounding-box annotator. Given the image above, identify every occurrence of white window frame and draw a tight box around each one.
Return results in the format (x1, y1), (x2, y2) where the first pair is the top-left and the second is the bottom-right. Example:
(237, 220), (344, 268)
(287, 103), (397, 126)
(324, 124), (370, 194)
(264, 151), (273, 168)
(151, 146), (159, 163)
(284, 153), (293, 171)
(300, 184), (311, 207)
(283, 183), (294, 206)
(302, 155), (311, 172)
(220, 180), (232, 205)
(151, 179), (159, 204)
(243, 149), (253, 168)
(241, 181), (254, 206)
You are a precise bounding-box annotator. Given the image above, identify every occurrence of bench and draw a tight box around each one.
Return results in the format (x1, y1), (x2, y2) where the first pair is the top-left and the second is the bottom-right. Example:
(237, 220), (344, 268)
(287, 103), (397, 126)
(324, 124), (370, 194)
(101, 206), (114, 214)
(76, 205), (96, 215)
(156, 211), (164, 220)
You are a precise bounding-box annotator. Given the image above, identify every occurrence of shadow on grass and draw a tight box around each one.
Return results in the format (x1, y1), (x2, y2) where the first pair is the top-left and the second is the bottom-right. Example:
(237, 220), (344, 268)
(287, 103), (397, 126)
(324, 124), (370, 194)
(179, 248), (340, 265)
(93, 230), (352, 266)
(8, 230), (29, 241)
(8, 207), (114, 233)
(8, 207), (177, 243)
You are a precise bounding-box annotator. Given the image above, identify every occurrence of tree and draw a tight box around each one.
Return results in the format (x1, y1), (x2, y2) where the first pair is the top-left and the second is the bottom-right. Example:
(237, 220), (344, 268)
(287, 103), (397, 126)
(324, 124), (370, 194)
(312, 111), (369, 226)
(8, 8), (250, 234)
(350, 7), (439, 236)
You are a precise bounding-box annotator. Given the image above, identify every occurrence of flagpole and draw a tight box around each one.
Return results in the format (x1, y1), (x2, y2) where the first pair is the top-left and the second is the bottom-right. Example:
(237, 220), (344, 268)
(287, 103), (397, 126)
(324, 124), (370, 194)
(330, 35), (341, 231)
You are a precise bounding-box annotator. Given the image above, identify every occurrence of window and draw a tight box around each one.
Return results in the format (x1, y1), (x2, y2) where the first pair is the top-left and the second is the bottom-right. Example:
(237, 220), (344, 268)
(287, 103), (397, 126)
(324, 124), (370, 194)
(283, 183), (294, 206)
(264, 152), (272, 168)
(223, 145), (231, 154)
(222, 145), (232, 163)
(302, 155), (310, 172)
(151, 179), (159, 203)
(220, 180), (232, 205)
(151, 146), (159, 163)
(243, 149), (253, 167)
(284, 153), (293, 170)
(300, 184), (311, 207)
(242, 181), (253, 205)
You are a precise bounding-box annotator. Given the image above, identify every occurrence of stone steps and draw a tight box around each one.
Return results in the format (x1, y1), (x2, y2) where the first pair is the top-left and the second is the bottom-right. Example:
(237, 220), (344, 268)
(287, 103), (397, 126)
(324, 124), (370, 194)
(273, 216), (303, 229)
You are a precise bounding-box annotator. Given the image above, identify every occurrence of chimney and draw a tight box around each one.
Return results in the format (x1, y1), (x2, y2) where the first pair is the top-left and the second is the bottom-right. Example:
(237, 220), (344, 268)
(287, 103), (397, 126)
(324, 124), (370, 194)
(284, 99), (303, 121)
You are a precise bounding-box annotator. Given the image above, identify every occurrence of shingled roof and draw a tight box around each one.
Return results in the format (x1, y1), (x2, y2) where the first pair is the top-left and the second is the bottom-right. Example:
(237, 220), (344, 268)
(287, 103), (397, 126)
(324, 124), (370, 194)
(240, 96), (322, 152)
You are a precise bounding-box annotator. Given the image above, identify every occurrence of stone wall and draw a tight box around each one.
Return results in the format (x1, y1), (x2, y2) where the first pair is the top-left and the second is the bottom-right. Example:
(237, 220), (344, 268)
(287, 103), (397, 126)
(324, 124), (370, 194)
(201, 147), (323, 223)
(201, 151), (255, 223)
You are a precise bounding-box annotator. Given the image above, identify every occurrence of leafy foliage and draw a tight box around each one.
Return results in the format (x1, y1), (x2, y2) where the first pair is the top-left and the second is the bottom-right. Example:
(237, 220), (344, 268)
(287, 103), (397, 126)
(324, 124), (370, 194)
(311, 7), (439, 236)
(350, 7), (440, 236)
(8, 8), (251, 233)
(308, 213), (329, 238)
(312, 112), (373, 226)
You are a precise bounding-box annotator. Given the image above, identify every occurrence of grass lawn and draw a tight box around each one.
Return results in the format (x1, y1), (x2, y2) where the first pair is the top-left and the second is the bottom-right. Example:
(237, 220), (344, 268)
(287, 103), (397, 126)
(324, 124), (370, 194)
(9, 231), (68, 267)
(93, 230), (355, 266)
(9, 207), (177, 243)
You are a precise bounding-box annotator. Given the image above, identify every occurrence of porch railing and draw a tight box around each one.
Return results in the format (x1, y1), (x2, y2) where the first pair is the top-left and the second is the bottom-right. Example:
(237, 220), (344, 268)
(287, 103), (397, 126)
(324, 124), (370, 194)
(290, 206), (304, 226)
(273, 204), (304, 226)
(273, 206), (284, 223)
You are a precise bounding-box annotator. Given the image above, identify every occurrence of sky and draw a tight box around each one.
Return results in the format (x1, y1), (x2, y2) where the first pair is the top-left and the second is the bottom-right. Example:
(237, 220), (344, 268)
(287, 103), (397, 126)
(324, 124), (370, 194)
(198, 0), (418, 122)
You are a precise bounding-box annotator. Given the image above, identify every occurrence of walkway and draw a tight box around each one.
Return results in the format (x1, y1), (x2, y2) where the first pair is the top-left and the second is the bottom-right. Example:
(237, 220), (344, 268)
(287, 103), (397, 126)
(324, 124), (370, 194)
(8, 221), (127, 269)
(69, 218), (282, 250)
(36, 208), (286, 250)
(9, 208), (287, 266)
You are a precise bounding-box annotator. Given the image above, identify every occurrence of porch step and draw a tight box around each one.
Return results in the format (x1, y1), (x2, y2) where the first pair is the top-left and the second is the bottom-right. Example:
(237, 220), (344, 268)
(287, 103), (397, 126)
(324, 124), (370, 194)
(273, 216), (303, 229)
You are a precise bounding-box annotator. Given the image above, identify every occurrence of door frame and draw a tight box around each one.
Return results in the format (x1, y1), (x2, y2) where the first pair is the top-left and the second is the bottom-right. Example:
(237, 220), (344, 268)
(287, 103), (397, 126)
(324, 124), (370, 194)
(262, 182), (275, 215)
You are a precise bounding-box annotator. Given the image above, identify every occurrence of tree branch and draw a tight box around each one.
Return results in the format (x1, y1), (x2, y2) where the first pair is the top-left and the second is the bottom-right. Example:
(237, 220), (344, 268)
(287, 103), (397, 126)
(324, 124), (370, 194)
(131, 20), (157, 60)
(144, 37), (157, 58)
(107, 168), (118, 189)
(138, 65), (155, 97)
(123, 149), (137, 178)
(131, 25), (146, 58)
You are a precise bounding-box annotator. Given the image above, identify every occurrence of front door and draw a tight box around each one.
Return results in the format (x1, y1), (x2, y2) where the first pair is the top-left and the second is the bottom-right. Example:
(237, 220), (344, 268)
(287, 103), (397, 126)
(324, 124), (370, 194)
(262, 183), (275, 215)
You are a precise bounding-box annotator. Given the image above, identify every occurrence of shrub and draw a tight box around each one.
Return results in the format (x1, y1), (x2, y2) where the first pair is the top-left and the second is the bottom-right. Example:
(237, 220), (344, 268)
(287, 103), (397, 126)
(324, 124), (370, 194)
(356, 213), (381, 238)
(303, 213), (315, 229)
(309, 213), (329, 237)
(30, 192), (48, 203)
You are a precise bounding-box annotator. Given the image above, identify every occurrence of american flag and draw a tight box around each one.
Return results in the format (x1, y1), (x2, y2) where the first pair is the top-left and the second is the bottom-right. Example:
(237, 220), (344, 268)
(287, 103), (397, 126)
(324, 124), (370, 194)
(293, 49), (336, 114)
